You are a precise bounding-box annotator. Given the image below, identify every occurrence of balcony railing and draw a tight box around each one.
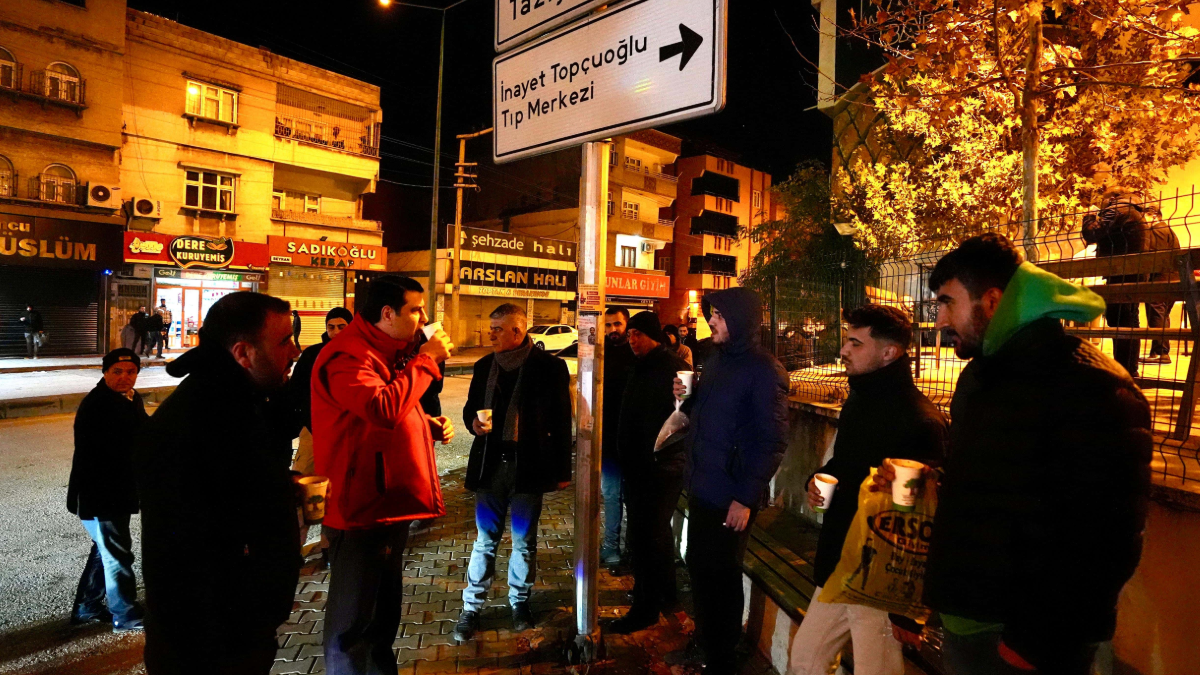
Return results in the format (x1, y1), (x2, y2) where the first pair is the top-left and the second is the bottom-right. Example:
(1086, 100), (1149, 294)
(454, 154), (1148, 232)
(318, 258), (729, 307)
(0, 172), (15, 198)
(275, 116), (380, 158)
(28, 175), (79, 205)
(0, 61), (21, 93)
(623, 163), (678, 183)
(28, 69), (86, 108)
(271, 208), (382, 231)
(689, 253), (738, 277)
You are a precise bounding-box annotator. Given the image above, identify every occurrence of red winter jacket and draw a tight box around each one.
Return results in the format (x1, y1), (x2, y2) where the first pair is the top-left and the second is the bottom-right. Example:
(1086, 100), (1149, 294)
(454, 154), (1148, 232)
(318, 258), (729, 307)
(311, 315), (445, 530)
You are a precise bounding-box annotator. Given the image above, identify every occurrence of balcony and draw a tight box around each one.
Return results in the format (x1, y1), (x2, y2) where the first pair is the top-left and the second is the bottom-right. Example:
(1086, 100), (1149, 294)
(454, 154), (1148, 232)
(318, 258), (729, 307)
(27, 69), (87, 114)
(606, 208), (675, 242)
(271, 208), (381, 232)
(691, 171), (740, 201)
(27, 175), (79, 205)
(689, 253), (738, 277)
(690, 210), (740, 238)
(612, 163), (677, 199)
(275, 116), (381, 158)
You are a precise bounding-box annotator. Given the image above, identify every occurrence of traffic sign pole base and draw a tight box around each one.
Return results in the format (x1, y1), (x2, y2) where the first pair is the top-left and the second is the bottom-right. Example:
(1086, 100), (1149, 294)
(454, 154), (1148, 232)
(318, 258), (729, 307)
(564, 626), (606, 665)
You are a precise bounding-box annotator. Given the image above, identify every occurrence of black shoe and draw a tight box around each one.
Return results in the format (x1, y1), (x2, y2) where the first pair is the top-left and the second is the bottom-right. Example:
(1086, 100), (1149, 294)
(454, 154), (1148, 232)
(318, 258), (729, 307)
(607, 610), (660, 634)
(69, 608), (112, 626)
(113, 617), (144, 633)
(453, 610), (480, 642)
(512, 603), (535, 632)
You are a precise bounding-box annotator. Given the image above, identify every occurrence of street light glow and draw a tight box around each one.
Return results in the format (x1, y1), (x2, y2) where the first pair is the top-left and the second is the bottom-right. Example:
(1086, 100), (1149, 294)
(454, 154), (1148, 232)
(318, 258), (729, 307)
(379, 0), (391, 6)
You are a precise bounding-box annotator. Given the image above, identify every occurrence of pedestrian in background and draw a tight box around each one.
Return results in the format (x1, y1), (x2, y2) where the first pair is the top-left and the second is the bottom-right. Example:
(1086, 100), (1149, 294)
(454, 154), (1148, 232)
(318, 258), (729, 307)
(143, 310), (164, 359)
(1081, 190), (1148, 377)
(288, 307), (353, 476)
(292, 309), (303, 347)
(600, 306), (635, 567)
(454, 303), (572, 642)
(67, 348), (148, 632)
(1142, 203), (1180, 365)
(662, 323), (694, 368)
(608, 312), (689, 634)
(20, 303), (43, 359)
(671, 287), (789, 674)
(154, 299), (172, 355)
(789, 305), (947, 675)
(135, 292), (302, 675)
(311, 276), (454, 675)
(130, 305), (148, 356)
(895, 233), (1150, 674)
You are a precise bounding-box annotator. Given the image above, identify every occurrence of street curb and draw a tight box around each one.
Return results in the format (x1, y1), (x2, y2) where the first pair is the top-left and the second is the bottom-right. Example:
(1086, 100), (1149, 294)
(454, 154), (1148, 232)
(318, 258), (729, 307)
(0, 385), (178, 420)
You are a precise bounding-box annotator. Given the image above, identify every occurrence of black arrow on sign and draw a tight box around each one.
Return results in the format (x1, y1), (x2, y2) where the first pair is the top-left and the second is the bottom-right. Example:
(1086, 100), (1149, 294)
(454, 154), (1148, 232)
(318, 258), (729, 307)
(659, 24), (703, 71)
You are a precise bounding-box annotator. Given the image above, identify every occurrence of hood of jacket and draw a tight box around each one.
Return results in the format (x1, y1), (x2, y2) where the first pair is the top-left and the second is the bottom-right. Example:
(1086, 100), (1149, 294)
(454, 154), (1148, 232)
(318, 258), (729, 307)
(982, 261), (1106, 357)
(703, 287), (762, 354)
(847, 354), (914, 395)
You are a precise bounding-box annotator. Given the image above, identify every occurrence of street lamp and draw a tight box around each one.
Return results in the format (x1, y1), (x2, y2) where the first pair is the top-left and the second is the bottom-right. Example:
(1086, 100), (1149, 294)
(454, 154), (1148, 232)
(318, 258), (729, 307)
(377, 0), (472, 312)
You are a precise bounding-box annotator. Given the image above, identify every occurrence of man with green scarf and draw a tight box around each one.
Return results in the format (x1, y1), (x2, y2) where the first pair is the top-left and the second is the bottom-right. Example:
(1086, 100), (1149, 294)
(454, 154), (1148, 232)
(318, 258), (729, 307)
(881, 233), (1151, 674)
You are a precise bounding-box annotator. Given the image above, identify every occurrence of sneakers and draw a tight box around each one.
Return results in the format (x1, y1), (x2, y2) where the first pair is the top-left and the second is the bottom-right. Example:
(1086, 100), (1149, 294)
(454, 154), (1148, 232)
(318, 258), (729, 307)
(453, 610), (480, 642)
(69, 608), (112, 626)
(1140, 354), (1172, 364)
(600, 548), (622, 565)
(512, 603), (535, 632)
(113, 616), (145, 633)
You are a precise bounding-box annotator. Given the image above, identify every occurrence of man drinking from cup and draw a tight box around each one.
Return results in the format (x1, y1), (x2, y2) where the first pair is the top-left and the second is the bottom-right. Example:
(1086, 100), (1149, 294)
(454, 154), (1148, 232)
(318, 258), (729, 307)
(789, 304), (947, 675)
(454, 303), (573, 641)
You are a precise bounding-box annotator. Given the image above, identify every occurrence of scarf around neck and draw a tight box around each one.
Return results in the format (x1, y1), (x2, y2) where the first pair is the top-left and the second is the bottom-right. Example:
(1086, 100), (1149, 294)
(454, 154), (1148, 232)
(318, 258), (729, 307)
(484, 336), (533, 442)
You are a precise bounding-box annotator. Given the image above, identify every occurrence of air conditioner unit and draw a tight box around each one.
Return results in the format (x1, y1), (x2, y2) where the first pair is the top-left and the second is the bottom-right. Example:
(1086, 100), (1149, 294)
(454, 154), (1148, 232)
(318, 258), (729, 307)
(640, 242), (655, 254)
(130, 196), (163, 219)
(86, 183), (121, 208)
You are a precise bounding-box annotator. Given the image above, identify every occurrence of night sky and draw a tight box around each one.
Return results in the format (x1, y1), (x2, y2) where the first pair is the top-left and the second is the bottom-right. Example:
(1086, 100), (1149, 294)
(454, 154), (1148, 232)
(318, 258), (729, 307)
(127, 0), (830, 248)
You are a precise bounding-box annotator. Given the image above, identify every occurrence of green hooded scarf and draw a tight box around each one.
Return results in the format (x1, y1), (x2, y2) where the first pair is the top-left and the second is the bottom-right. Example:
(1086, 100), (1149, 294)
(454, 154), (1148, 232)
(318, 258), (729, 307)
(981, 261), (1107, 357)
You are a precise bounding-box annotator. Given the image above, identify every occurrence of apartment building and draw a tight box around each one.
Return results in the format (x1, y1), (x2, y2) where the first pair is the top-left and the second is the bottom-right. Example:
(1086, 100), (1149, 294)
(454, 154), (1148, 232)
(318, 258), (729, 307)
(0, 0), (384, 356)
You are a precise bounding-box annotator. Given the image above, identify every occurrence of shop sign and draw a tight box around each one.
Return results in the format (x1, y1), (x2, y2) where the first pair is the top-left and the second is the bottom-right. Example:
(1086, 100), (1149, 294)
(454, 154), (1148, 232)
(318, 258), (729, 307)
(458, 260), (576, 291)
(268, 236), (387, 271)
(466, 286), (568, 299)
(0, 212), (123, 270)
(459, 226), (575, 263)
(606, 269), (669, 298)
(124, 231), (269, 270)
(154, 268), (265, 283)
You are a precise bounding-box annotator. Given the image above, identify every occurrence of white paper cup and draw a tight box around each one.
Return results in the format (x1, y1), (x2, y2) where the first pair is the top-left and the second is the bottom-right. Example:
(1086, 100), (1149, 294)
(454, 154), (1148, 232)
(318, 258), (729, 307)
(813, 473), (838, 513)
(476, 409), (493, 425)
(890, 459), (926, 512)
(422, 321), (442, 340)
(677, 371), (695, 399)
(298, 476), (330, 524)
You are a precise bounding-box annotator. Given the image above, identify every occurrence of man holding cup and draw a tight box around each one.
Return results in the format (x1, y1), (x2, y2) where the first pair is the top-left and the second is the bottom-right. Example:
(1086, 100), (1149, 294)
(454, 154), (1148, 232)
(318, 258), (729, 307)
(788, 305), (947, 675)
(878, 233), (1150, 675)
(311, 276), (454, 675)
(454, 303), (573, 641)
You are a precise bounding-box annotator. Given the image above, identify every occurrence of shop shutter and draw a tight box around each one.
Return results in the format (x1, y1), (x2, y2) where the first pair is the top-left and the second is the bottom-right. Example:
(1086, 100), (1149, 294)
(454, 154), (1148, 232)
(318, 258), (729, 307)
(267, 266), (345, 347)
(0, 266), (101, 357)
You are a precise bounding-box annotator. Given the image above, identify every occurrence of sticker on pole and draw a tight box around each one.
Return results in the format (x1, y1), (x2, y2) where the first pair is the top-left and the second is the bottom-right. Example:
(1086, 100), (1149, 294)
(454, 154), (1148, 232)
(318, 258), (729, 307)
(492, 0), (727, 163)
(578, 283), (602, 313)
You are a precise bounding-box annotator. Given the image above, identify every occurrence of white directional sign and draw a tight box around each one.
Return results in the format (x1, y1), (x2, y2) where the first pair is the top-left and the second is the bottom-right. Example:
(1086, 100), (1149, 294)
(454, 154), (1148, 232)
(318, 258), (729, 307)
(495, 0), (609, 53)
(492, 0), (726, 163)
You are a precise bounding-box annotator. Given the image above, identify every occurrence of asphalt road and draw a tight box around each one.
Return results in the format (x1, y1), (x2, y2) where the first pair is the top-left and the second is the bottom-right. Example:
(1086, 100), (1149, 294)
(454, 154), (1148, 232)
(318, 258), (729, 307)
(0, 373), (474, 672)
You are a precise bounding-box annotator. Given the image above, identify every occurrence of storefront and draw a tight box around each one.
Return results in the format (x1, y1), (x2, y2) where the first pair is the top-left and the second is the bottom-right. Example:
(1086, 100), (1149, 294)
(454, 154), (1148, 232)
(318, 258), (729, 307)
(122, 232), (269, 350)
(268, 236), (386, 347)
(1, 210), (124, 357)
(606, 268), (671, 313)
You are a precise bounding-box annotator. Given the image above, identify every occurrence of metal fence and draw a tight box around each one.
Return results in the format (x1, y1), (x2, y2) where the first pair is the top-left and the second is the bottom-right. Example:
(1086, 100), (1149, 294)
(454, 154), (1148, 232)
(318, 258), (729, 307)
(769, 188), (1200, 491)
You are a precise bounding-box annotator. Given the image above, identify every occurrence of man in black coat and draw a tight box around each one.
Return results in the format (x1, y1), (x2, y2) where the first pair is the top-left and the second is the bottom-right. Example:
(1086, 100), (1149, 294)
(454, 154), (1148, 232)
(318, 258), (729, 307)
(608, 311), (690, 634)
(1142, 203), (1181, 364)
(67, 348), (150, 630)
(1081, 192), (1149, 377)
(20, 304), (43, 358)
(672, 287), (790, 674)
(601, 306), (636, 565)
(891, 233), (1151, 675)
(130, 306), (149, 357)
(454, 303), (572, 641)
(134, 292), (302, 675)
(143, 311), (164, 358)
(788, 305), (947, 675)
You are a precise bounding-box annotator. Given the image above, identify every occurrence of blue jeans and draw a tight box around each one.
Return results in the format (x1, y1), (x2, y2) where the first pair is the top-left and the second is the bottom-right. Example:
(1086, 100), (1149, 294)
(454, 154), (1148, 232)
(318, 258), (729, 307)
(78, 516), (140, 624)
(463, 460), (543, 611)
(941, 627), (1099, 675)
(601, 456), (623, 557)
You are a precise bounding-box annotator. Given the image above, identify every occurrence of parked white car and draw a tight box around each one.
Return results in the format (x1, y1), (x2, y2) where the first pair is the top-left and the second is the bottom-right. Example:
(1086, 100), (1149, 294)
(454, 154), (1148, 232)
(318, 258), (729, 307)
(555, 343), (578, 375)
(528, 324), (578, 351)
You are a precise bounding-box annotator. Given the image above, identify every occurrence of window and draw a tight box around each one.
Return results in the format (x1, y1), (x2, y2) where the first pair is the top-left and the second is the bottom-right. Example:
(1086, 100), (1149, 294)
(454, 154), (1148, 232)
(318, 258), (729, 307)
(45, 62), (80, 103)
(715, 197), (734, 213)
(0, 155), (11, 198)
(39, 164), (76, 203)
(716, 158), (736, 173)
(185, 170), (235, 213)
(625, 155), (642, 171)
(276, 190), (320, 214)
(607, 190), (614, 217)
(186, 80), (238, 124)
(0, 47), (15, 90)
(752, 190), (762, 209)
(622, 200), (640, 221)
(656, 256), (672, 272)
(294, 118), (329, 145)
(609, 151), (619, 167)
(619, 245), (637, 268)
(272, 190), (284, 210)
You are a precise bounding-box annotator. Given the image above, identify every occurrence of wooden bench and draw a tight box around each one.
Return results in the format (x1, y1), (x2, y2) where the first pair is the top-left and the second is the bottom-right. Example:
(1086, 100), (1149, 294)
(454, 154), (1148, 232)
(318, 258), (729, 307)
(1038, 249), (1200, 439)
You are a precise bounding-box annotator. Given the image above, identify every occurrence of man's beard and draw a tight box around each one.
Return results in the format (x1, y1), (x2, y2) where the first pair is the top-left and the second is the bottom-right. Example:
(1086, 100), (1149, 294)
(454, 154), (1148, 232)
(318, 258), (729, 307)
(945, 304), (990, 359)
(607, 331), (627, 345)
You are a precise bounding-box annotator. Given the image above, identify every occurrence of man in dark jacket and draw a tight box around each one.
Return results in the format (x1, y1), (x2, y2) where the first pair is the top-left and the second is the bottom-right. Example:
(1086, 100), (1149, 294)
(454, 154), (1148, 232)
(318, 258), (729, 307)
(1142, 204), (1181, 364)
(1081, 192), (1149, 377)
(288, 306), (353, 451)
(292, 309), (303, 347)
(789, 305), (947, 675)
(894, 233), (1151, 675)
(130, 306), (149, 357)
(143, 311), (164, 358)
(601, 306), (636, 565)
(20, 304), (43, 358)
(608, 312), (690, 634)
(454, 303), (573, 641)
(134, 292), (302, 675)
(67, 348), (149, 631)
(672, 287), (790, 674)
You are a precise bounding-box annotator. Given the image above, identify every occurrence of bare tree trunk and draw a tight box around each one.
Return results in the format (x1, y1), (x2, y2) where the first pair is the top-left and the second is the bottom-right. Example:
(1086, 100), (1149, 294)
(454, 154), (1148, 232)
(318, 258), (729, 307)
(1021, 14), (1042, 262)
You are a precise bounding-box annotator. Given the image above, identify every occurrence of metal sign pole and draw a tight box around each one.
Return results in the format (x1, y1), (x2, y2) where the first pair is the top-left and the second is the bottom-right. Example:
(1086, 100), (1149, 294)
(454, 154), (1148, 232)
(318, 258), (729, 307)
(568, 140), (609, 663)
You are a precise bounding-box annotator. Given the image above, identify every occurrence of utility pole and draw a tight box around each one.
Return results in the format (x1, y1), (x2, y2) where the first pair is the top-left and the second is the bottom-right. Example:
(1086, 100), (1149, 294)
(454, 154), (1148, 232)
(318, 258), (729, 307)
(426, 11), (447, 314)
(450, 128), (493, 346)
(1020, 14), (1043, 263)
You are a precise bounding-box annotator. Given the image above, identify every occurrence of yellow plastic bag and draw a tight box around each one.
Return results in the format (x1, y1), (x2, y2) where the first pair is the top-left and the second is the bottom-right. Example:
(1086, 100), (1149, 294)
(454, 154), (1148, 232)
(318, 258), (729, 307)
(818, 468), (937, 621)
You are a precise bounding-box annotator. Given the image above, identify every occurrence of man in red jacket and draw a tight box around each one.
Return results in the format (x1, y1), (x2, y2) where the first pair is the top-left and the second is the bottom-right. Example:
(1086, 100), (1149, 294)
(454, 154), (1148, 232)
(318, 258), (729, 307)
(311, 275), (455, 675)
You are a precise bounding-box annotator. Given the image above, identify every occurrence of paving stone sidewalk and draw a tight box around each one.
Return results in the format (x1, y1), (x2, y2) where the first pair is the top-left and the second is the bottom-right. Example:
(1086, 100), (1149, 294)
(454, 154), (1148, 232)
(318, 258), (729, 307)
(271, 468), (779, 675)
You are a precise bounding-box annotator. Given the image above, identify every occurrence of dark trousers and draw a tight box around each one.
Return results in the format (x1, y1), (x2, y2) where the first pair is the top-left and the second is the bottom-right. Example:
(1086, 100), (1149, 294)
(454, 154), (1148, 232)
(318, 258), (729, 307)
(942, 628), (1098, 675)
(145, 627), (276, 675)
(24, 332), (37, 357)
(686, 496), (756, 674)
(323, 523), (409, 675)
(624, 459), (684, 617)
(75, 516), (141, 624)
(1146, 301), (1173, 355)
(1105, 302), (1140, 377)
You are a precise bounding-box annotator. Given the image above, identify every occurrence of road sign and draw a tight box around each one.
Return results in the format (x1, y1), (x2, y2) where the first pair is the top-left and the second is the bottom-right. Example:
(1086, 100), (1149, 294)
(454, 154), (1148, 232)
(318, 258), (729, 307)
(492, 0), (726, 163)
(495, 0), (609, 53)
